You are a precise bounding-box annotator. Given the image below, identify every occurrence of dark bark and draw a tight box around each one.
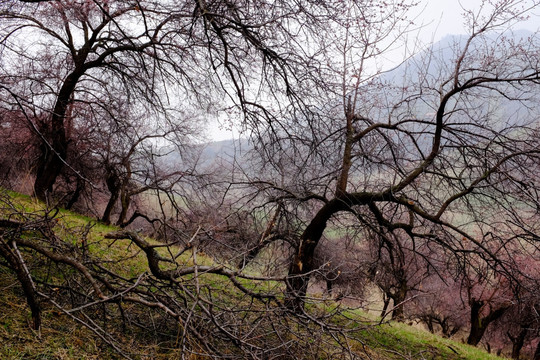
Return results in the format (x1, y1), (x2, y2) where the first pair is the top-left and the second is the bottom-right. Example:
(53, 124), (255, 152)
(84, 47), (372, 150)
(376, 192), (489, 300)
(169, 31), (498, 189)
(441, 318), (460, 338)
(420, 315), (438, 334)
(65, 178), (83, 210)
(119, 210), (161, 229)
(335, 100), (354, 198)
(467, 299), (486, 345)
(467, 298), (510, 346)
(426, 318), (434, 333)
(116, 187), (131, 226)
(34, 71), (82, 201)
(325, 279), (333, 295)
(419, 314), (459, 337)
(102, 172), (121, 225)
(102, 192), (119, 225)
(0, 229), (41, 330)
(389, 283), (408, 321)
(380, 296), (391, 319)
(284, 198), (348, 312)
(32, 13), (112, 202)
(380, 285), (408, 321)
(509, 326), (528, 359)
(284, 192), (387, 312)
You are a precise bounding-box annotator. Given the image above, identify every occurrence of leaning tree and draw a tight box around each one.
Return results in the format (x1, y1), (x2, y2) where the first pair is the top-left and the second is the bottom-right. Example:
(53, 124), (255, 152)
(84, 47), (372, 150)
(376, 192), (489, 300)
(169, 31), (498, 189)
(0, 0), (320, 202)
(224, 0), (540, 313)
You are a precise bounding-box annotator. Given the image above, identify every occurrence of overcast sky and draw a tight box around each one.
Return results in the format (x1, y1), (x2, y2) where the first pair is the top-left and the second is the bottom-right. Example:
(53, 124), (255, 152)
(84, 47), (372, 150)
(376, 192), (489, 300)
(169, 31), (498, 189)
(208, 0), (540, 141)
(420, 0), (540, 42)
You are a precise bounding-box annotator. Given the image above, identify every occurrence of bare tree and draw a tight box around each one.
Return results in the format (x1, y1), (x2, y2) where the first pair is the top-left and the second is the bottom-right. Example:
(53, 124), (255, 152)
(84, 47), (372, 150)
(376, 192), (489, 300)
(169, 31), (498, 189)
(0, 0), (347, 203)
(462, 265), (514, 346)
(478, 251), (540, 358)
(2, 0), (540, 357)
(233, 0), (540, 315)
(0, 188), (385, 359)
(0, 107), (38, 190)
(364, 229), (439, 321)
(0, 1), (177, 200)
(411, 276), (467, 338)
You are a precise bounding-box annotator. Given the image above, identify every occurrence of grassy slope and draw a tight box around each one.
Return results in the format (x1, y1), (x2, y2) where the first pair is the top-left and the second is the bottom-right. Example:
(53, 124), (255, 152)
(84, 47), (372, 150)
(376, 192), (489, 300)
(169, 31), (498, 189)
(0, 191), (505, 360)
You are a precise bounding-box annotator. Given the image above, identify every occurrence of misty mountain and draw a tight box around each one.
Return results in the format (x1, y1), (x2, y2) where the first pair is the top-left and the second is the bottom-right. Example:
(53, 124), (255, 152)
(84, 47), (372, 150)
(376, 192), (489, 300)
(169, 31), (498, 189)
(184, 30), (538, 168)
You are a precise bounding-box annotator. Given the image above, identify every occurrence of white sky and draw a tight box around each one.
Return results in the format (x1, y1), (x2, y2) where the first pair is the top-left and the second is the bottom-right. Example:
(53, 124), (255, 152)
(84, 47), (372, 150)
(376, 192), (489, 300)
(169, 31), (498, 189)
(208, 0), (540, 141)
(415, 0), (540, 41)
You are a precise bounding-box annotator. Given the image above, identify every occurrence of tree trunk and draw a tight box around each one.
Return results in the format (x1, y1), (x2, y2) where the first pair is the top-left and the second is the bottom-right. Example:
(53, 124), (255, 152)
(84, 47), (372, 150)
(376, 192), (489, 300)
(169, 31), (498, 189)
(390, 282), (408, 321)
(285, 236), (317, 313)
(102, 190), (120, 225)
(467, 299), (485, 346)
(284, 101), (358, 313)
(390, 297), (405, 321)
(115, 163), (133, 227)
(425, 317), (434, 333)
(284, 199), (347, 312)
(467, 298), (509, 346)
(0, 239), (41, 330)
(34, 147), (64, 202)
(441, 317), (460, 338)
(335, 103), (354, 198)
(325, 279), (333, 295)
(116, 189), (131, 226)
(65, 177), (83, 210)
(102, 171), (121, 225)
(510, 326), (528, 359)
(467, 322), (488, 346)
(283, 194), (377, 311)
(380, 295), (391, 319)
(34, 72), (81, 201)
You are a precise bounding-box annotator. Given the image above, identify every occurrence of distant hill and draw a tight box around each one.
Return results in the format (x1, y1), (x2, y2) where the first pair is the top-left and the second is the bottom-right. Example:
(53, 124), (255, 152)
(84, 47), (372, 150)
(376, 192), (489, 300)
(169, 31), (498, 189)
(200, 138), (251, 164)
(171, 30), (538, 171)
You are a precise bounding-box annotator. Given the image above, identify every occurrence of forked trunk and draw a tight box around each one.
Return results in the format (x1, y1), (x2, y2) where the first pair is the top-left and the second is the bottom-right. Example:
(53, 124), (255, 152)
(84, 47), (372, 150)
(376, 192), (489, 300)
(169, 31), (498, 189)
(467, 298), (509, 346)
(285, 199), (347, 312)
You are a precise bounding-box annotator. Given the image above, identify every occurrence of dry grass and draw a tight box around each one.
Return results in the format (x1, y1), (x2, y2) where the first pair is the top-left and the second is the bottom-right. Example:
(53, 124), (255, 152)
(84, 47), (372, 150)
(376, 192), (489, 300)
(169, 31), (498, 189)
(0, 190), (509, 359)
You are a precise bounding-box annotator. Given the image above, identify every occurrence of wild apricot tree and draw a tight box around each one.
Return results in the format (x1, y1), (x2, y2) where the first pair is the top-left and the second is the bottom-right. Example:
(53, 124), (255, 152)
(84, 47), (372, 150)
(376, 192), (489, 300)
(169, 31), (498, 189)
(230, 0), (540, 313)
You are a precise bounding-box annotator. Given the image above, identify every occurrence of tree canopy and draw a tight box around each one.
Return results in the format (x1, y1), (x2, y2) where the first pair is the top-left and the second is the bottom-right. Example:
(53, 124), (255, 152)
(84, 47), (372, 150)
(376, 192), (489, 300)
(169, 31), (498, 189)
(1, 0), (540, 358)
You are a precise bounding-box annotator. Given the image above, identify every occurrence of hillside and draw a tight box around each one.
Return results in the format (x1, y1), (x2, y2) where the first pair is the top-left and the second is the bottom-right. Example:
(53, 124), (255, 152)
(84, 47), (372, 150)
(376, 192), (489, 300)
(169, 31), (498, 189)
(0, 190), (506, 359)
(2, 1), (540, 358)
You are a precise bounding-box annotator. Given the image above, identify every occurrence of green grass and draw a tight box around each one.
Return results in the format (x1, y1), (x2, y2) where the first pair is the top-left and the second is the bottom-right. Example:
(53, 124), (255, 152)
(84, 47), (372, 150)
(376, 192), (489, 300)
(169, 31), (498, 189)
(356, 321), (503, 359)
(0, 270), (102, 359)
(0, 190), (507, 359)
(305, 304), (506, 360)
